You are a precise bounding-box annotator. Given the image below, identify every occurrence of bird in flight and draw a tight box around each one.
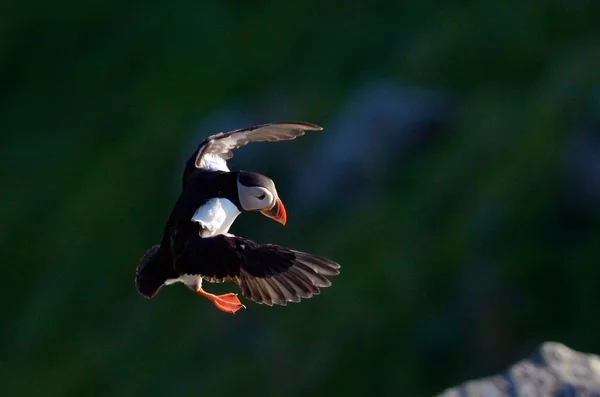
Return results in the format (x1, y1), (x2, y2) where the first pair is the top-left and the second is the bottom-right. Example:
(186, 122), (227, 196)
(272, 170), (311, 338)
(135, 121), (341, 314)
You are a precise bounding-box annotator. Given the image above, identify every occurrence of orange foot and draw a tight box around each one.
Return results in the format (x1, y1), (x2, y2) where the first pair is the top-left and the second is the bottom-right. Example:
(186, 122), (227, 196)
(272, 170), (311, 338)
(197, 289), (246, 314)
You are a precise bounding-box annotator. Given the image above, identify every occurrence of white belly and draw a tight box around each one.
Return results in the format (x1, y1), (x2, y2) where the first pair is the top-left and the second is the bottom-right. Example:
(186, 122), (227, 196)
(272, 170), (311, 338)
(165, 274), (202, 288)
(191, 197), (241, 237)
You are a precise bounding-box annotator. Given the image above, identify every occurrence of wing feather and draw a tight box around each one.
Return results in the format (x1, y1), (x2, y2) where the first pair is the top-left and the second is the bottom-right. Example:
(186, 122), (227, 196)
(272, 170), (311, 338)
(172, 233), (340, 306)
(194, 121), (323, 171)
(270, 277), (299, 303)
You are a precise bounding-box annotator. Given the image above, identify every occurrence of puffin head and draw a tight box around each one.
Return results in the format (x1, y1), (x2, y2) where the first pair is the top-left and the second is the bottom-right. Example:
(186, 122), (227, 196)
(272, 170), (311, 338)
(235, 171), (287, 225)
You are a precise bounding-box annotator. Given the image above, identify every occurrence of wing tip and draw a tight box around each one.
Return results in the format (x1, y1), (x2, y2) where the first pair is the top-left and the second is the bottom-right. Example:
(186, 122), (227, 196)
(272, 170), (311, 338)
(239, 256), (340, 307)
(293, 251), (341, 276)
(272, 121), (324, 131)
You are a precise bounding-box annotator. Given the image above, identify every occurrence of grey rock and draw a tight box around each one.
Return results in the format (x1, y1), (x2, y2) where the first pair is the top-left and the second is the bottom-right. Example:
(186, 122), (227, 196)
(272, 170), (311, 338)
(437, 342), (600, 397)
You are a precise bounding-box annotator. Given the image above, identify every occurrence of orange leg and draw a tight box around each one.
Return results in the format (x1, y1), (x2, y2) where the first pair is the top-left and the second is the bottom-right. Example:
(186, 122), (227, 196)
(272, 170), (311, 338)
(197, 288), (246, 314)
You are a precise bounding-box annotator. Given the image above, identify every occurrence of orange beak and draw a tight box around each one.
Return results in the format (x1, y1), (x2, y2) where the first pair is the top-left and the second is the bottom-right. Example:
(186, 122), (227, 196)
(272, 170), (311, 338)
(261, 197), (287, 226)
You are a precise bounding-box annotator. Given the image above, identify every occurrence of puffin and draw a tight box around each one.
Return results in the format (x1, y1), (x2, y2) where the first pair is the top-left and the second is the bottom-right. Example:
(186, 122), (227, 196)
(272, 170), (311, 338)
(135, 121), (341, 314)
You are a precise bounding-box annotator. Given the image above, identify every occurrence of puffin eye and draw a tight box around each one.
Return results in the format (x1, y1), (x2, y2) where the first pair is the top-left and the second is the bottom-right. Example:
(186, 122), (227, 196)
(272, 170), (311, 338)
(257, 192), (266, 200)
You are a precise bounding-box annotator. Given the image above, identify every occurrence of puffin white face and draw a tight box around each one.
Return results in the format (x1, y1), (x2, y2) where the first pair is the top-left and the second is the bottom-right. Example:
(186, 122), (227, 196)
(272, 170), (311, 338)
(237, 184), (275, 211)
(236, 172), (287, 225)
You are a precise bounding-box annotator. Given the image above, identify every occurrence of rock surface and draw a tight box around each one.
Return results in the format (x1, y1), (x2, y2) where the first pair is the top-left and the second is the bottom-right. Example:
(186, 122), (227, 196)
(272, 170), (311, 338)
(437, 342), (600, 397)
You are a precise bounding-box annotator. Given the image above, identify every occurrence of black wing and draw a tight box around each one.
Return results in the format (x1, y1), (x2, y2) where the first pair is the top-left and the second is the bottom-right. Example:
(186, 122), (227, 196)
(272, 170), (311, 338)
(173, 233), (340, 306)
(189, 121), (322, 171)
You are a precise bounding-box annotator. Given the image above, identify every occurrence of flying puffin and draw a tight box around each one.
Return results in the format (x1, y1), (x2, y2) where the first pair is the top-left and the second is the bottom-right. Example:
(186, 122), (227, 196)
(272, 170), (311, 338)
(135, 121), (341, 314)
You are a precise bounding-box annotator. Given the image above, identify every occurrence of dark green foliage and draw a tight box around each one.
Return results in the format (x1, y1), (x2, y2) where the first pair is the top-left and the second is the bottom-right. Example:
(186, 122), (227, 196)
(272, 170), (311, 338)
(2, 2), (600, 396)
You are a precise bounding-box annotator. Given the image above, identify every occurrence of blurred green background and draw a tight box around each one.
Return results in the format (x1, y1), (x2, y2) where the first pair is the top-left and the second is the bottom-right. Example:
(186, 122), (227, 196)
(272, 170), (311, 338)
(2, 2), (600, 396)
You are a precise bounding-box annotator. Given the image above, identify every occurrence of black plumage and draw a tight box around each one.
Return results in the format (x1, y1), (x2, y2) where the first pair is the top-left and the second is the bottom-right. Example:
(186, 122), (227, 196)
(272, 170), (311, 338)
(135, 121), (340, 310)
(172, 233), (339, 306)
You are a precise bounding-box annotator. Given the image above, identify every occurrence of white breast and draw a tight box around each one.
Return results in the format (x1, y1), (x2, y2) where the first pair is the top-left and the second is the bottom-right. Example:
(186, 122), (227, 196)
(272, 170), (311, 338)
(191, 198), (240, 236)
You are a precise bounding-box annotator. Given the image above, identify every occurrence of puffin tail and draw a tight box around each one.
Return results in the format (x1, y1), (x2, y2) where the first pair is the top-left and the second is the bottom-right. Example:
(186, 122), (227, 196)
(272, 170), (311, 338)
(135, 245), (171, 299)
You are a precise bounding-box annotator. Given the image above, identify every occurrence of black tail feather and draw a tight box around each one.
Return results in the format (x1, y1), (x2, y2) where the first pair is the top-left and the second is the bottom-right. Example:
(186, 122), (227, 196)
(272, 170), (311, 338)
(135, 245), (173, 299)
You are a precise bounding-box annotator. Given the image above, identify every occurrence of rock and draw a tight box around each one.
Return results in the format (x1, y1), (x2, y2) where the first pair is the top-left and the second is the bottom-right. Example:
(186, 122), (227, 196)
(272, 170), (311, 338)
(437, 342), (600, 397)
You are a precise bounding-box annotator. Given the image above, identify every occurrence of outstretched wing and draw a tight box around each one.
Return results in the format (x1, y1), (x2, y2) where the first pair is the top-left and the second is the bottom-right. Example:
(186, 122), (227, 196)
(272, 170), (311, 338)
(173, 233), (340, 306)
(188, 121), (323, 173)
